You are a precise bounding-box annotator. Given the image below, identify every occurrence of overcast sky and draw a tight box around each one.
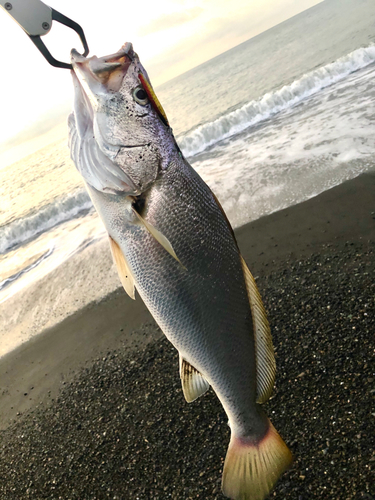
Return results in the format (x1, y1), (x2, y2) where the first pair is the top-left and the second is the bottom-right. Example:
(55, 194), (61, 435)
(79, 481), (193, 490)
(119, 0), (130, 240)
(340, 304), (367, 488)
(0, 0), (322, 145)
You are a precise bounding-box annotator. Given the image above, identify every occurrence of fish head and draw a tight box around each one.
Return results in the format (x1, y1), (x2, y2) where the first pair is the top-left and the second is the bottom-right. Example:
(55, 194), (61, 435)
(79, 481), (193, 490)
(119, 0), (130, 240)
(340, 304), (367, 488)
(70, 43), (175, 195)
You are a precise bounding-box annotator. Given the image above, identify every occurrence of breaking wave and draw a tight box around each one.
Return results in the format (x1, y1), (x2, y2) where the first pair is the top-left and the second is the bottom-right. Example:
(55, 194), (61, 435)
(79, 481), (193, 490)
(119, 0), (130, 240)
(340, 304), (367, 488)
(179, 45), (375, 157)
(0, 190), (93, 253)
(0, 247), (54, 291)
(2, 46), (375, 255)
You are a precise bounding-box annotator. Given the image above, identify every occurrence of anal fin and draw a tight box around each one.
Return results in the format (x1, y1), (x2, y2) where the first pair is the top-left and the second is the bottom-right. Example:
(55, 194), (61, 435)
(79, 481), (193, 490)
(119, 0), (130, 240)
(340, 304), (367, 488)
(240, 256), (276, 404)
(109, 236), (136, 300)
(179, 355), (210, 403)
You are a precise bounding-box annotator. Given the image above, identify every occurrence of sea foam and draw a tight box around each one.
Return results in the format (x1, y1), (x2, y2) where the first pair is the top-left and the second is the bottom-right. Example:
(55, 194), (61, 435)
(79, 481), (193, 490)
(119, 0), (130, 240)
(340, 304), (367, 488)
(178, 45), (375, 157)
(2, 45), (374, 255)
(0, 190), (92, 254)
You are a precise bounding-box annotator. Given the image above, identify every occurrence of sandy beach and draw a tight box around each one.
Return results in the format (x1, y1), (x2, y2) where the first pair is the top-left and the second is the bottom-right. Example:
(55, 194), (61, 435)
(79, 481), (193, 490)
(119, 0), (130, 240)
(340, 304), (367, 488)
(0, 171), (374, 499)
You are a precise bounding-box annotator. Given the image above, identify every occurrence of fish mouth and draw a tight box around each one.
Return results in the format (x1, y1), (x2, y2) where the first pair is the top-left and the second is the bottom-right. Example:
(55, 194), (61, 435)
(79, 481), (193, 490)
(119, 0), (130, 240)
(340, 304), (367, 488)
(71, 42), (134, 92)
(70, 43), (144, 195)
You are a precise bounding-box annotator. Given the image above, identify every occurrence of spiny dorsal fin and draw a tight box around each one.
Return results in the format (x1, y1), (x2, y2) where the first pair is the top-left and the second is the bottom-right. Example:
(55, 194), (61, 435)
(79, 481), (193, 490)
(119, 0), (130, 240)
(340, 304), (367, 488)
(179, 355), (210, 403)
(108, 236), (136, 300)
(240, 256), (276, 403)
(132, 207), (185, 269)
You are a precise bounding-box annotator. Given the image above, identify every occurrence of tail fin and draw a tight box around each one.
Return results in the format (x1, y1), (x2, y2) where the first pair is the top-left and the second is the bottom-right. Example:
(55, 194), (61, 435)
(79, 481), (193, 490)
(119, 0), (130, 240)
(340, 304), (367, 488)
(222, 419), (292, 500)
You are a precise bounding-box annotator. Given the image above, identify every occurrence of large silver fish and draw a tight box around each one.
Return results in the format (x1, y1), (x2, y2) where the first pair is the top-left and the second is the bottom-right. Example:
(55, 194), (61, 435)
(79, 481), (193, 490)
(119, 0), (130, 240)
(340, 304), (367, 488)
(69, 43), (292, 500)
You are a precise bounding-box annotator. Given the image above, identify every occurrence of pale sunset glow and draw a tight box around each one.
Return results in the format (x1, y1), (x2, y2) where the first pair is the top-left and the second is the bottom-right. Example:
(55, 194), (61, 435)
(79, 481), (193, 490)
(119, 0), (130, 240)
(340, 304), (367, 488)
(0, 6), (374, 485)
(0, 0), (321, 151)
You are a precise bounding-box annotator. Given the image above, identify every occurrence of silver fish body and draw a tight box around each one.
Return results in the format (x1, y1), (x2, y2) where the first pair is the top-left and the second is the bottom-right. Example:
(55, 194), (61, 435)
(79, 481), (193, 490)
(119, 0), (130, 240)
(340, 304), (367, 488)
(87, 159), (265, 438)
(69, 43), (292, 500)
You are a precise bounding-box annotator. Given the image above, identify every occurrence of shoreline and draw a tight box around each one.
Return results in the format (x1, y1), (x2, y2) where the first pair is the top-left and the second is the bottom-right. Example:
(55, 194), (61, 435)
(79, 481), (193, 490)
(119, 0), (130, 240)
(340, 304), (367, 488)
(1, 170), (374, 430)
(0, 170), (373, 498)
(1, 166), (374, 360)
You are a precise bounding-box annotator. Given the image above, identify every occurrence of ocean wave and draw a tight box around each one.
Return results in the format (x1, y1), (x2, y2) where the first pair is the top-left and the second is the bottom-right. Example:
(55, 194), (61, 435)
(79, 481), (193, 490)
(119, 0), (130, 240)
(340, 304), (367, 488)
(179, 45), (375, 157)
(0, 246), (54, 291)
(0, 190), (93, 254)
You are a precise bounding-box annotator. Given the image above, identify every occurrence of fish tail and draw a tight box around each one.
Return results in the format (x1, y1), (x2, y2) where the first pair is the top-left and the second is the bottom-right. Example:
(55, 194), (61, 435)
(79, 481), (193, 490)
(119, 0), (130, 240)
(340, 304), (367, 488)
(222, 417), (292, 500)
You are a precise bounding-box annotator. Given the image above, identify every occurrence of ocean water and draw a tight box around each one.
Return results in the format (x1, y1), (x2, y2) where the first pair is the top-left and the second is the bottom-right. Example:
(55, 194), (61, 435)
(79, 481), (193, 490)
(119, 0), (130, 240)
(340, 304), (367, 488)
(1, 0), (375, 354)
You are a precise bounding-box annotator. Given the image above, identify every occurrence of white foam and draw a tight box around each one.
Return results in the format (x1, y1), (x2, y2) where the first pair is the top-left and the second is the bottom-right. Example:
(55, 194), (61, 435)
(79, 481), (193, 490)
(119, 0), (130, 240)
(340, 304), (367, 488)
(3, 46), (374, 257)
(0, 246), (54, 291)
(178, 45), (375, 157)
(192, 61), (375, 229)
(0, 189), (92, 254)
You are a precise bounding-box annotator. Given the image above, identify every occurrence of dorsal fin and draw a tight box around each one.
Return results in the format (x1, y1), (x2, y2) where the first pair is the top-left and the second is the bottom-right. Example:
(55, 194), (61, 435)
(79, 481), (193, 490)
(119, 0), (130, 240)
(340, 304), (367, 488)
(139, 73), (169, 126)
(210, 189), (276, 402)
(179, 355), (210, 403)
(240, 256), (276, 403)
(108, 236), (136, 300)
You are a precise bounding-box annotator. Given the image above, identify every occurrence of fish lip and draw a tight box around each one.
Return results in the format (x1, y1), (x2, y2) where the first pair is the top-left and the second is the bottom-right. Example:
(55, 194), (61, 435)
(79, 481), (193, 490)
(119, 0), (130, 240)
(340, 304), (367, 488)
(70, 42), (134, 67)
(70, 43), (134, 92)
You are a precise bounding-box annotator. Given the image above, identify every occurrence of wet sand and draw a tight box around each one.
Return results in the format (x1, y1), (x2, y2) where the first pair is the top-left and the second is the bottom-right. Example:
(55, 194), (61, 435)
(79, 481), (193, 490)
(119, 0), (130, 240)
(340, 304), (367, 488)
(0, 171), (374, 499)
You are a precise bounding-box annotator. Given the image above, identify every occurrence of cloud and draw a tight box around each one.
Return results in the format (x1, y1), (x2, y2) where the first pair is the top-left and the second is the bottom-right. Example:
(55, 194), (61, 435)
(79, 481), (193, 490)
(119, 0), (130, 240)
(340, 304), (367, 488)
(137, 7), (203, 36)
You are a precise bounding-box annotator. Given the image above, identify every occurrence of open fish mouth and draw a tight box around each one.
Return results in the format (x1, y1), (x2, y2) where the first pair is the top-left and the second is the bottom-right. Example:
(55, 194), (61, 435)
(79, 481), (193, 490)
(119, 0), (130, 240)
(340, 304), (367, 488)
(71, 42), (135, 92)
(69, 43), (144, 195)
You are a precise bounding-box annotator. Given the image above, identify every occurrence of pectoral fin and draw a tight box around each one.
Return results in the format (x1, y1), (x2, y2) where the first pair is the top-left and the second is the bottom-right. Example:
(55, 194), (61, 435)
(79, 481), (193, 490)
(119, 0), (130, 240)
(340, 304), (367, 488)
(240, 256), (276, 403)
(109, 236), (136, 300)
(132, 207), (185, 269)
(179, 355), (210, 403)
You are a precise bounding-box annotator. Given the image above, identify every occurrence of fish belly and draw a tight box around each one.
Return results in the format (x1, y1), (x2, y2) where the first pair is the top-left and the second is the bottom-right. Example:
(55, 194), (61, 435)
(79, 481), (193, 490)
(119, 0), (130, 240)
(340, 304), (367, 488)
(88, 159), (264, 437)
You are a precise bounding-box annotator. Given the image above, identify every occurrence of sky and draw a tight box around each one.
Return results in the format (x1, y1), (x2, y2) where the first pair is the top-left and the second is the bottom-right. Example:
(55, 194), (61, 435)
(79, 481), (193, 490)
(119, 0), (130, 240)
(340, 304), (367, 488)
(0, 0), (322, 149)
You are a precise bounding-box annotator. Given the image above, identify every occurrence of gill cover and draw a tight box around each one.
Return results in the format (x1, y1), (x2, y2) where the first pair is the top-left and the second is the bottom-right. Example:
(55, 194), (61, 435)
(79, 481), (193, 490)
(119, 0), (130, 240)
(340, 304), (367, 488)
(69, 43), (174, 195)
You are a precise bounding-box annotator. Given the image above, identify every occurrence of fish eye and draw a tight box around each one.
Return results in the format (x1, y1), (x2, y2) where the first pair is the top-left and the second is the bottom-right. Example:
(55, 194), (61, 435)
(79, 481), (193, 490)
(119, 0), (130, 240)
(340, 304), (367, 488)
(133, 86), (149, 106)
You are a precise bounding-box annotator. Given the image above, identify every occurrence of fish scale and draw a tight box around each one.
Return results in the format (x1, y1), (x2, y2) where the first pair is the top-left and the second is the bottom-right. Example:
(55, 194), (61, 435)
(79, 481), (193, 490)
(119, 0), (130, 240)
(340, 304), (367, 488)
(88, 157), (258, 428)
(70, 42), (292, 500)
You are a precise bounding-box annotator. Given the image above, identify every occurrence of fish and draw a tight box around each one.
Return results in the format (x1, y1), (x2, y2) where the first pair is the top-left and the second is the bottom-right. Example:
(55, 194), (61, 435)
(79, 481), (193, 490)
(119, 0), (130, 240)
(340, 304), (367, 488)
(68, 42), (292, 500)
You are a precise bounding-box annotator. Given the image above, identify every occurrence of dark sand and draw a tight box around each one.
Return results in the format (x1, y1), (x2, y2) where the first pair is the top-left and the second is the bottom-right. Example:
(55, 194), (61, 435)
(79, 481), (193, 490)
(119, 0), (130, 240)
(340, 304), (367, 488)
(0, 171), (374, 499)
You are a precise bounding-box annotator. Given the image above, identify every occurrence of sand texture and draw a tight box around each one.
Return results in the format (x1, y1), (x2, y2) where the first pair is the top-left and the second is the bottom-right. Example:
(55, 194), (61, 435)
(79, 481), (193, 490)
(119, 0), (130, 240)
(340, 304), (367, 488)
(0, 171), (374, 499)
